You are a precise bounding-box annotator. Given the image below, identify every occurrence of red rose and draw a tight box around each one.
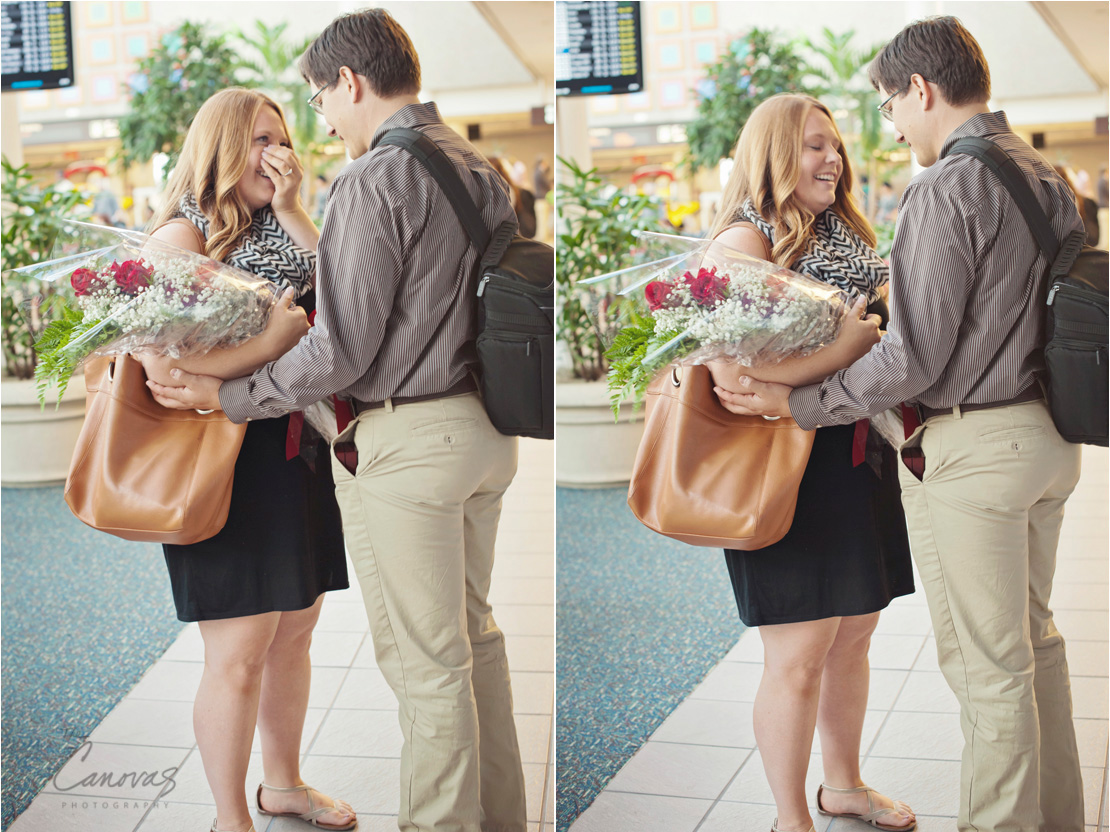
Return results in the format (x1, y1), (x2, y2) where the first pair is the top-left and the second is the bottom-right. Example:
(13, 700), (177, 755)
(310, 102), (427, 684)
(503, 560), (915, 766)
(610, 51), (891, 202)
(70, 267), (103, 296)
(110, 259), (153, 295)
(644, 280), (675, 311)
(688, 267), (729, 306)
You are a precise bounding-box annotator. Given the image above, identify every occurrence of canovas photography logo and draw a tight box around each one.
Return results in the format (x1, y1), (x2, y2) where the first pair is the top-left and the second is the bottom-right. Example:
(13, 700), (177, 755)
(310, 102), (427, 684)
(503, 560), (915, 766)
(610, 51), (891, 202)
(52, 741), (179, 809)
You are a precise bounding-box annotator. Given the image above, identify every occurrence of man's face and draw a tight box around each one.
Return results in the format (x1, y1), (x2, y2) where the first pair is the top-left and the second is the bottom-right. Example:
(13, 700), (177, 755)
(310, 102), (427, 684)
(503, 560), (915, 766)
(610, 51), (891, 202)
(881, 81), (940, 168)
(311, 77), (370, 160)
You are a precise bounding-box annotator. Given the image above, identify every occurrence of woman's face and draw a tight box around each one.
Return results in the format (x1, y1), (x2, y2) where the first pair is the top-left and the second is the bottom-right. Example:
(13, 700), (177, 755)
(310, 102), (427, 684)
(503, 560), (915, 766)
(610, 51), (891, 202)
(793, 109), (844, 216)
(235, 106), (291, 213)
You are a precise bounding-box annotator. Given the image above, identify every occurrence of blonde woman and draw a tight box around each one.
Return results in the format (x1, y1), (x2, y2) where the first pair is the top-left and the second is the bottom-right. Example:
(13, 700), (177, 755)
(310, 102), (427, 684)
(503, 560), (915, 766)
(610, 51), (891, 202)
(709, 94), (916, 832)
(141, 88), (356, 832)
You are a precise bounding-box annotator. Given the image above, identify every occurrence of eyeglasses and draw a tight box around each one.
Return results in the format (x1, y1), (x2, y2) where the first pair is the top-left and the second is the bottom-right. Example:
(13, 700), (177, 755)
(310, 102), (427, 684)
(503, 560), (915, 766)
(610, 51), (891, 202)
(877, 88), (904, 122)
(307, 78), (338, 115)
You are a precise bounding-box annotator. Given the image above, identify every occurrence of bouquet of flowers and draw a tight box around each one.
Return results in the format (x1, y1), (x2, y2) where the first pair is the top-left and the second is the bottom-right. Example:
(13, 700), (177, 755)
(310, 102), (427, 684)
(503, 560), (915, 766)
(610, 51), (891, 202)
(12, 221), (281, 405)
(587, 231), (853, 415)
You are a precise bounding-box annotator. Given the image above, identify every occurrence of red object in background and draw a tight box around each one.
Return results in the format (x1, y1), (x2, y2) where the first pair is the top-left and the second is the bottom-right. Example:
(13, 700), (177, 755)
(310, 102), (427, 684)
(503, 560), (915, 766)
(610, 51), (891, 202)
(63, 162), (108, 179)
(285, 308), (355, 461)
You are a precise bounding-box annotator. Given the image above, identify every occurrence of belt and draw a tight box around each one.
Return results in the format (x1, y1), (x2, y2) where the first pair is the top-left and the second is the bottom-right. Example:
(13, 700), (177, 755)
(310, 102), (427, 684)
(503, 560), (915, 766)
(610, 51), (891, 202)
(349, 375), (477, 416)
(916, 386), (1042, 422)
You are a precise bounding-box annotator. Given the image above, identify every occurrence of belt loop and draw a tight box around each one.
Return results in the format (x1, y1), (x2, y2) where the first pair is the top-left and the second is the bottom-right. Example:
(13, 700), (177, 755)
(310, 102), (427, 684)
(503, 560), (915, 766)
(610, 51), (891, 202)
(952, 404), (962, 420)
(384, 397), (394, 413)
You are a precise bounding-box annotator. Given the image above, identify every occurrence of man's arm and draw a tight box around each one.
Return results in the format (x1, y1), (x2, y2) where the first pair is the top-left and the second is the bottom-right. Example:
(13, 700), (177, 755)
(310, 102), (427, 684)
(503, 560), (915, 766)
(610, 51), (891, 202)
(150, 174), (404, 420)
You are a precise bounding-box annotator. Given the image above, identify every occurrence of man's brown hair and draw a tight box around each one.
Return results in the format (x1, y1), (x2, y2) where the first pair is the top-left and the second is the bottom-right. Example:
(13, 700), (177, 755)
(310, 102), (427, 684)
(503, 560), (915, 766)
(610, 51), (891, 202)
(299, 8), (421, 98)
(868, 16), (990, 107)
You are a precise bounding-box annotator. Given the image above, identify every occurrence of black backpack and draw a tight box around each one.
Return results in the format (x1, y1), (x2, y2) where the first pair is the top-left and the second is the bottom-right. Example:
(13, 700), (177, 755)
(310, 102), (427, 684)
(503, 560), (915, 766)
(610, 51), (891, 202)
(948, 137), (1109, 446)
(378, 128), (554, 440)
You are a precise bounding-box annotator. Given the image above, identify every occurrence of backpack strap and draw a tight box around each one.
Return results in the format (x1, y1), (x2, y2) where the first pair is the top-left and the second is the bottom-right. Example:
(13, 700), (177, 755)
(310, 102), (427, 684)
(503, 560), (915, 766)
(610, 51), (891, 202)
(945, 137), (1084, 277)
(377, 127), (492, 254)
(375, 127), (490, 391)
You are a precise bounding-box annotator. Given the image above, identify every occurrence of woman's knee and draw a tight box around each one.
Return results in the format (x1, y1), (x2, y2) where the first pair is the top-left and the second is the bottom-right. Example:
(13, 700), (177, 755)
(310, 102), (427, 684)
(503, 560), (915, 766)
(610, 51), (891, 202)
(268, 600), (325, 660)
(760, 621), (839, 691)
(200, 618), (278, 689)
(827, 612), (880, 659)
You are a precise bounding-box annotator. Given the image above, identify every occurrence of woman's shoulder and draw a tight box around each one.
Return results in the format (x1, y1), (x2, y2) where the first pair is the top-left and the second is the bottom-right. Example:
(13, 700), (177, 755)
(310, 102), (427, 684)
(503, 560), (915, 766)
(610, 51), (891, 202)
(150, 217), (206, 254)
(714, 221), (771, 261)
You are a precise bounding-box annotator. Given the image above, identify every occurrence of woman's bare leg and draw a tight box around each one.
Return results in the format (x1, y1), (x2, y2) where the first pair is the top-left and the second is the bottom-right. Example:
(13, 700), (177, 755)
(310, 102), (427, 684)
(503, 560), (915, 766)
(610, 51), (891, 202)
(255, 596), (355, 827)
(756, 618), (840, 831)
(816, 611), (914, 827)
(196, 613), (281, 832)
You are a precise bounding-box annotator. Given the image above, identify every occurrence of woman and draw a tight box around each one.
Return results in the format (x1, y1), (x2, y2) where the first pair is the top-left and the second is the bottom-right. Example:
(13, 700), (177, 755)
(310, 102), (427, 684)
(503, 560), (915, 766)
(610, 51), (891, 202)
(142, 88), (356, 832)
(489, 155), (537, 238)
(709, 94), (916, 832)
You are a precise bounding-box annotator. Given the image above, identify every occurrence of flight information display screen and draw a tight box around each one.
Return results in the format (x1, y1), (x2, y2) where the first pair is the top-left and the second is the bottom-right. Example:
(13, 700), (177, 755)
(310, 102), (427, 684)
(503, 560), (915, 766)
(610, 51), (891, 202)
(1, 1), (75, 92)
(556, 1), (643, 97)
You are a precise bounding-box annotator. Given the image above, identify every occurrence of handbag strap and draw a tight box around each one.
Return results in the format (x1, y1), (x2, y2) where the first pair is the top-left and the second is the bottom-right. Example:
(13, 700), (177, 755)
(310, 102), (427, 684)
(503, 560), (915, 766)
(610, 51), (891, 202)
(945, 137), (1085, 278)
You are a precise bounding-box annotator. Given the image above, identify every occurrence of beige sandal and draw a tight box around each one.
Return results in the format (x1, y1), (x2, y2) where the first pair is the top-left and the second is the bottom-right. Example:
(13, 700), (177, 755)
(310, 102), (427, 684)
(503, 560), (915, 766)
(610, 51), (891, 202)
(816, 783), (916, 831)
(209, 823), (254, 832)
(771, 821), (815, 832)
(256, 782), (357, 830)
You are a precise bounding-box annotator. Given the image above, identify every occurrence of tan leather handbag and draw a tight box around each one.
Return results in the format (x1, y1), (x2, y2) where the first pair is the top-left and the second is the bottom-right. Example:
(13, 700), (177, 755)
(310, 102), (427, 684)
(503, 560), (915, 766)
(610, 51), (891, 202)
(627, 363), (815, 550)
(65, 355), (247, 544)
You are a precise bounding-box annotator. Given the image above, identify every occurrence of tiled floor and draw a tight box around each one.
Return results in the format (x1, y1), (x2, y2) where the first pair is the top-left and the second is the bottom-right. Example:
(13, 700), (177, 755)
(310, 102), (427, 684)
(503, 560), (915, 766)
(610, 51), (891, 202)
(10, 439), (555, 832)
(571, 445), (1109, 832)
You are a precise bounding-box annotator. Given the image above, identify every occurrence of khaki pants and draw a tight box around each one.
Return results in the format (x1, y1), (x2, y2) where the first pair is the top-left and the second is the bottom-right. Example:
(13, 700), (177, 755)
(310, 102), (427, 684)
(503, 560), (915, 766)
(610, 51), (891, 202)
(897, 400), (1083, 832)
(330, 392), (526, 832)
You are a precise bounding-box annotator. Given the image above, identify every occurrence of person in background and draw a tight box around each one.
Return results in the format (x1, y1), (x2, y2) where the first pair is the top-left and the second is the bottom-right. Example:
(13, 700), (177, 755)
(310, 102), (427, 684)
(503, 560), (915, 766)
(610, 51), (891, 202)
(1055, 165), (1100, 246)
(313, 173), (330, 221)
(490, 155), (537, 238)
(1096, 166), (1108, 209)
(874, 181), (898, 224)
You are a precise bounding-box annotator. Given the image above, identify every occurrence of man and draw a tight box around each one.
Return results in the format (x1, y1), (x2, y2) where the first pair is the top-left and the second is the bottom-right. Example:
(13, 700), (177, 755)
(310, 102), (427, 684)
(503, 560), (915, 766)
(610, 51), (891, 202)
(149, 9), (527, 832)
(717, 17), (1086, 832)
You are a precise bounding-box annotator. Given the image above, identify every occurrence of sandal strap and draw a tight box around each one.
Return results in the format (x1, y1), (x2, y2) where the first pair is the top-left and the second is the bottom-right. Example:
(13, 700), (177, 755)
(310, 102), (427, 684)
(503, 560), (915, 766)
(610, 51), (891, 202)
(259, 782), (313, 795)
(818, 783), (873, 795)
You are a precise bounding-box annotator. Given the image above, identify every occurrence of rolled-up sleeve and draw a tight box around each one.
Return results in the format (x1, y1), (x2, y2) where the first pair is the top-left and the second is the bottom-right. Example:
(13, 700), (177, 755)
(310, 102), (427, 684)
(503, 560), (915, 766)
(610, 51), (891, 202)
(219, 175), (403, 423)
(789, 184), (976, 430)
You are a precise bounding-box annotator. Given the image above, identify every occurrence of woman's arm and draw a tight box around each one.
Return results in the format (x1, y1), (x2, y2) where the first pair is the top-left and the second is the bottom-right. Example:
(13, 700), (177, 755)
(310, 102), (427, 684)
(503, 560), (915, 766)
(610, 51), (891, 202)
(708, 225), (881, 393)
(261, 145), (320, 254)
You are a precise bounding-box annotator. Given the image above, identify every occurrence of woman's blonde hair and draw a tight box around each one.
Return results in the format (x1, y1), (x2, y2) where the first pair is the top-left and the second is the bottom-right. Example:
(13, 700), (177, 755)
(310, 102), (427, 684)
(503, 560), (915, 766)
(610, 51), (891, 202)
(711, 93), (875, 268)
(150, 88), (293, 263)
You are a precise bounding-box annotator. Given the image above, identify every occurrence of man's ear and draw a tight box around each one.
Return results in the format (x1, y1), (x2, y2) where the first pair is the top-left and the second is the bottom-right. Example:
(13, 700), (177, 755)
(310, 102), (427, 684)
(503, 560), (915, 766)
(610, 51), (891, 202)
(338, 66), (365, 103)
(912, 73), (937, 111)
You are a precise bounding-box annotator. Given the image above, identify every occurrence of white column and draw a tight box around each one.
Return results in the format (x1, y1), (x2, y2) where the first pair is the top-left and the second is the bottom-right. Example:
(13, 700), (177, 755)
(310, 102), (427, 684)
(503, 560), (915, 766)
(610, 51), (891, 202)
(1, 92), (24, 169)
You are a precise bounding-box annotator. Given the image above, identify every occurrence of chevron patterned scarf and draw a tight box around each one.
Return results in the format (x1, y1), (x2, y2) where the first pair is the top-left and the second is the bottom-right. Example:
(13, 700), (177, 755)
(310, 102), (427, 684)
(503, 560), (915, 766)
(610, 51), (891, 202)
(177, 191), (316, 298)
(737, 198), (887, 302)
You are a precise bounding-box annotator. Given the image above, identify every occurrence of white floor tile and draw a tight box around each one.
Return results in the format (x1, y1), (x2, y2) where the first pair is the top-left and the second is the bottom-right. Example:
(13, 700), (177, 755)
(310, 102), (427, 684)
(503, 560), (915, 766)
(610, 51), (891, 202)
(1055, 609), (1110, 641)
(489, 576), (555, 606)
(159, 623), (204, 663)
(892, 671), (960, 713)
(331, 666), (397, 710)
(652, 699), (756, 749)
(511, 671), (555, 715)
(859, 757), (961, 817)
(1072, 676), (1109, 720)
(306, 666), (349, 710)
(605, 741), (747, 800)
(912, 638), (941, 672)
(866, 669), (912, 711)
(8, 796), (159, 832)
(308, 631), (366, 668)
(89, 699), (196, 748)
(1051, 583), (1110, 611)
(309, 708), (403, 758)
(495, 604), (555, 636)
(719, 749), (809, 805)
(298, 755), (401, 815)
(314, 599), (370, 631)
(514, 713), (552, 765)
(699, 800), (833, 832)
(36, 742), (190, 801)
(688, 659), (761, 702)
(506, 635), (556, 673)
(868, 634), (929, 671)
(524, 761), (547, 823)
(128, 660), (204, 703)
(569, 791), (713, 832)
(1067, 640), (1110, 678)
(869, 710), (964, 761)
(162, 747), (264, 805)
(874, 604), (936, 637)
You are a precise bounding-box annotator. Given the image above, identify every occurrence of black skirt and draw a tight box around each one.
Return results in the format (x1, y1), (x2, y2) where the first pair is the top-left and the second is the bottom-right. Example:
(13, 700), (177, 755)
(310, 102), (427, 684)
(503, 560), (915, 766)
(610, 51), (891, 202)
(724, 422), (915, 627)
(163, 413), (349, 622)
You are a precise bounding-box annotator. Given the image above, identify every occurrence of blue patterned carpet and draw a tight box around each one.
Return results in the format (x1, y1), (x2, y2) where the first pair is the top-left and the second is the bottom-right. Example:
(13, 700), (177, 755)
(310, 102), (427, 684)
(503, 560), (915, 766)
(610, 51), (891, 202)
(555, 486), (745, 831)
(1, 486), (183, 830)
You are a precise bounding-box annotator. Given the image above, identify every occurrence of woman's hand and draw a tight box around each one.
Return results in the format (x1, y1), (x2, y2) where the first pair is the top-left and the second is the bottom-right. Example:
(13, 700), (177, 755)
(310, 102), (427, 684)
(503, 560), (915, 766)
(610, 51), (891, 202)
(136, 352), (181, 388)
(262, 287), (310, 357)
(836, 296), (882, 363)
(261, 144), (304, 215)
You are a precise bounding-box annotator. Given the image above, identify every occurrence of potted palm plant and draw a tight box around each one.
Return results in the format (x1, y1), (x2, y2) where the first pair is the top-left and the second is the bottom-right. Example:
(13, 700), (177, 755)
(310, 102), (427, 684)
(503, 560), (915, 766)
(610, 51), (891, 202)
(555, 157), (665, 486)
(1, 157), (91, 485)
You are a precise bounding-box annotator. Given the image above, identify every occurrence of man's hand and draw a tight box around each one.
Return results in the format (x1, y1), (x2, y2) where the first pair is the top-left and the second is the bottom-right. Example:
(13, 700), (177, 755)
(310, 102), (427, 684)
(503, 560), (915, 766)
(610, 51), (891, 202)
(147, 368), (223, 412)
(714, 376), (793, 418)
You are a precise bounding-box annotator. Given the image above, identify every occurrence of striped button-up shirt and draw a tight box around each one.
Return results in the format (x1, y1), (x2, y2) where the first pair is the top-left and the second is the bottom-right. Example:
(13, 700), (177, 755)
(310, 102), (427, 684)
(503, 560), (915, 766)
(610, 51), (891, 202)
(790, 111), (1084, 430)
(219, 102), (516, 423)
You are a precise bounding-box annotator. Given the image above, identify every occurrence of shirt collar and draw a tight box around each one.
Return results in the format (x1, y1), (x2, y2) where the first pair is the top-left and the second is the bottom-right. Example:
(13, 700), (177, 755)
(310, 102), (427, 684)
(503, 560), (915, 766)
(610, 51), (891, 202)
(370, 101), (443, 150)
(940, 111), (1012, 159)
